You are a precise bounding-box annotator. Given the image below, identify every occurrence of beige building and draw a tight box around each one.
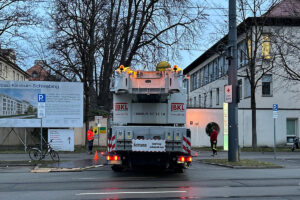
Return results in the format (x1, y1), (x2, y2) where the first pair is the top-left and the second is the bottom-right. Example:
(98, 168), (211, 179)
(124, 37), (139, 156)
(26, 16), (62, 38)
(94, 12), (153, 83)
(0, 49), (29, 81)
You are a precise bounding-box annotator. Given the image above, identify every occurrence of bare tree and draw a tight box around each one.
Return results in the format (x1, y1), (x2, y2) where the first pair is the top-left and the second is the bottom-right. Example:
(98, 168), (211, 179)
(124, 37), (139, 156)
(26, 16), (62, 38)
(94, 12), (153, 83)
(98, 0), (205, 110)
(0, 0), (39, 44)
(272, 26), (300, 82)
(237, 0), (280, 149)
(46, 0), (205, 135)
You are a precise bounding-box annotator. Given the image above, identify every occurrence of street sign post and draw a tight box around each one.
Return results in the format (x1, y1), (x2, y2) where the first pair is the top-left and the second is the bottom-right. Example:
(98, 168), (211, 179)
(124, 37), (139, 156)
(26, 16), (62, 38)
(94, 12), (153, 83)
(38, 94), (46, 152)
(273, 104), (278, 159)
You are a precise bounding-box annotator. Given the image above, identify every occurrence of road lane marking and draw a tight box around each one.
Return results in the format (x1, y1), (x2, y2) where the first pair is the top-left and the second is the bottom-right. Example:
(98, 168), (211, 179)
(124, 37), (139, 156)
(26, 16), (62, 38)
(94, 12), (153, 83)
(76, 191), (187, 195)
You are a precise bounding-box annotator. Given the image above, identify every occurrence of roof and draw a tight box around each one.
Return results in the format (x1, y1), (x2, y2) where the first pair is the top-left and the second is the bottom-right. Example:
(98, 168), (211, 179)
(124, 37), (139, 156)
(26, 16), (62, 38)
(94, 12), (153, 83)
(183, 16), (300, 75)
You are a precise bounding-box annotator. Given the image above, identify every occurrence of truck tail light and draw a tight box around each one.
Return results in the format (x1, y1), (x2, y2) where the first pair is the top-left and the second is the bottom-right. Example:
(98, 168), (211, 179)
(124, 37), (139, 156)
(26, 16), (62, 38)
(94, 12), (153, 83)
(113, 155), (120, 161)
(187, 156), (192, 162)
(179, 156), (185, 162)
(107, 155), (120, 161)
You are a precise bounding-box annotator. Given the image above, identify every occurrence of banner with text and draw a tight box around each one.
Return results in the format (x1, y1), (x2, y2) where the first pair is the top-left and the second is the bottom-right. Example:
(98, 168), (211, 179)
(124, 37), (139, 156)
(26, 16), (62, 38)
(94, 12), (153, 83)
(0, 81), (83, 127)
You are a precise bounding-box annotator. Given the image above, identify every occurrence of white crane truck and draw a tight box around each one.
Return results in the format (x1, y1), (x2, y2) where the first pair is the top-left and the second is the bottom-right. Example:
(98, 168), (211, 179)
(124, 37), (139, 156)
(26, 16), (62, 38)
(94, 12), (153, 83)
(107, 63), (191, 172)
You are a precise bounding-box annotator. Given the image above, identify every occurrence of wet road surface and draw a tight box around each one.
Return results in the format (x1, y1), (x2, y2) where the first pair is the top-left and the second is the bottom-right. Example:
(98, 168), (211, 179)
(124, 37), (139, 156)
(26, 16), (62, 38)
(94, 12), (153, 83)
(1, 158), (300, 200)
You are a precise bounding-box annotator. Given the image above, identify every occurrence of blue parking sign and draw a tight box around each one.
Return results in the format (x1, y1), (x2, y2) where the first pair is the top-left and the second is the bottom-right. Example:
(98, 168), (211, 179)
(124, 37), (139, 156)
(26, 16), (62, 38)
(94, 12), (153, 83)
(273, 104), (278, 111)
(38, 94), (46, 102)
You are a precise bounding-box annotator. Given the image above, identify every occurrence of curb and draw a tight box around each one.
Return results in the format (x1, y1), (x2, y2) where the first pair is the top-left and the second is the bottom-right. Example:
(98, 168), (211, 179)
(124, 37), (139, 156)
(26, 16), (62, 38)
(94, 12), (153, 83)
(30, 164), (104, 173)
(201, 161), (284, 169)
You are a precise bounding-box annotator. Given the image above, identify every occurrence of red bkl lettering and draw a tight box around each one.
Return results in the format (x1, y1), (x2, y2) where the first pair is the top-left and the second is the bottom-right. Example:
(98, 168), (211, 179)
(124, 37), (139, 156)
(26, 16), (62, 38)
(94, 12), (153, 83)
(115, 103), (128, 111)
(171, 103), (184, 111)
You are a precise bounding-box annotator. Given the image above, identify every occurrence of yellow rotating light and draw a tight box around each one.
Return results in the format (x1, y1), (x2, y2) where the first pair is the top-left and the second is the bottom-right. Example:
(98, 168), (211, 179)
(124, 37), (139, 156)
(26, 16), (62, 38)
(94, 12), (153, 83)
(156, 61), (171, 71)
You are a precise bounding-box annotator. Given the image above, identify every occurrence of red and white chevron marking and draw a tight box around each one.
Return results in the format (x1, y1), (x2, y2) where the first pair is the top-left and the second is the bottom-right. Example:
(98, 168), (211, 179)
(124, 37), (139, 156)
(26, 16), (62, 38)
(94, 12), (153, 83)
(183, 135), (191, 155)
(107, 134), (116, 153)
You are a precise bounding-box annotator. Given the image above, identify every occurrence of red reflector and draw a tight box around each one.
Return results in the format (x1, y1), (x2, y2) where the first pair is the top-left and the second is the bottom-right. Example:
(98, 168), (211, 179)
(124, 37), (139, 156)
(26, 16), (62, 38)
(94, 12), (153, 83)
(187, 156), (192, 162)
(100, 151), (105, 155)
(106, 156), (111, 161)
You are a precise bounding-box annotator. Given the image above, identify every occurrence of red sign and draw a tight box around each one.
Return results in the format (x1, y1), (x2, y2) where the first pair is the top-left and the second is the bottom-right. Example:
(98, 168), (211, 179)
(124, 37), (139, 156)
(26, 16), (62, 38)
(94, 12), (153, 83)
(115, 103), (128, 111)
(171, 103), (184, 111)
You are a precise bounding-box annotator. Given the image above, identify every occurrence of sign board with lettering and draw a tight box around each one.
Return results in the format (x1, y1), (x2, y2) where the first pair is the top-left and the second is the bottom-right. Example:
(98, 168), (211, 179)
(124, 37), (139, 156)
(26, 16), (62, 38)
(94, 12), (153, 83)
(132, 139), (166, 152)
(224, 85), (232, 103)
(0, 81), (83, 127)
(48, 129), (74, 151)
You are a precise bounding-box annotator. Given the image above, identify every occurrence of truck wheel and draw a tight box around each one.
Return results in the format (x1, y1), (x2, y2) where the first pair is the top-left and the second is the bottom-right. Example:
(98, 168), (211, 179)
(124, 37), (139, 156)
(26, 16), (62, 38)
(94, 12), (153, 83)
(111, 165), (124, 172)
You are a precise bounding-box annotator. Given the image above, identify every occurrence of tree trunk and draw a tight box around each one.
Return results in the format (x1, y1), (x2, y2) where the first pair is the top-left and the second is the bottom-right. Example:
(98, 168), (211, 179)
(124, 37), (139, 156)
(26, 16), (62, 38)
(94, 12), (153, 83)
(251, 83), (257, 150)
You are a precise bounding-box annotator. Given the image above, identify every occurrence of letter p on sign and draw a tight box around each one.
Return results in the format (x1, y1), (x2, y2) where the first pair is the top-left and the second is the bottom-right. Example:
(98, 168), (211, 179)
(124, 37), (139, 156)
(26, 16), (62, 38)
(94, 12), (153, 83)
(38, 94), (46, 102)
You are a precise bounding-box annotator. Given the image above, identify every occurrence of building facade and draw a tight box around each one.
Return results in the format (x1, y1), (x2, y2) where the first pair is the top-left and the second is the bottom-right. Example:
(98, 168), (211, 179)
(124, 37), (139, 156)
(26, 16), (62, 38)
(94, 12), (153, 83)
(183, 3), (300, 147)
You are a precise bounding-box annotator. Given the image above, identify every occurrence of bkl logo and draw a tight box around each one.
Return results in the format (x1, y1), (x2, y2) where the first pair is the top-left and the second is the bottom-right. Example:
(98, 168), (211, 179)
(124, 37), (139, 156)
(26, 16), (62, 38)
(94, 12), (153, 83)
(115, 103), (128, 111)
(171, 103), (184, 111)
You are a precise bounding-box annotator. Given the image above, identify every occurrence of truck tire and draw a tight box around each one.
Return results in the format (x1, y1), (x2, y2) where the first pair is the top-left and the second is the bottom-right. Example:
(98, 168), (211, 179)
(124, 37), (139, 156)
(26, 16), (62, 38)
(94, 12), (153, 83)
(111, 165), (124, 172)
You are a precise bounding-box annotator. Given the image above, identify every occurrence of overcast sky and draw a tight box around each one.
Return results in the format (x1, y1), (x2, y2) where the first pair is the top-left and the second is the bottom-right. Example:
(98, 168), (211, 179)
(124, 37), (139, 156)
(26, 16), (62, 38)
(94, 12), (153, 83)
(16, 0), (229, 71)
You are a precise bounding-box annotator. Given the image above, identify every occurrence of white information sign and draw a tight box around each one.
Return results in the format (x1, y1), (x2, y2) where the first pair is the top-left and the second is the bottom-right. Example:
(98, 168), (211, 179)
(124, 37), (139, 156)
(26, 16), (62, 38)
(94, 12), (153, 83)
(38, 102), (46, 118)
(0, 81), (83, 127)
(132, 139), (166, 152)
(48, 129), (74, 151)
(225, 85), (232, 103)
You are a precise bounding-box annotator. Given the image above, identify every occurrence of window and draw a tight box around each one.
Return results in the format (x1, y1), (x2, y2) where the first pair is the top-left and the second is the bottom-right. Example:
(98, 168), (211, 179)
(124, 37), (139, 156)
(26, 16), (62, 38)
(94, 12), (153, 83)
(209, 62), (214, 82)
(216, 88), (219, 105)
(189, 98), (192, 107)
(210, 91), (212, 107)
(204, 65), (209, 84)
(17, 74), (19, 81)
(214, 59), (219, 79)
(0, 63), (2, 76)
(5, 66), (7, 77)
(199, 95), (201, 107)
(262, 74), (272, 96)
(200, 68), (204, 86)
(287, 119), (298, 143)
(32, 71), (38, 78)
(197, 70), (201, 88)
(194, 97), (196, 107)
(13, 71), (15, 80)
(238, 79), (243, 99)
(244, 78), (251, 98)
(262, 34), (271, 60)
(204, 94), (207, 108)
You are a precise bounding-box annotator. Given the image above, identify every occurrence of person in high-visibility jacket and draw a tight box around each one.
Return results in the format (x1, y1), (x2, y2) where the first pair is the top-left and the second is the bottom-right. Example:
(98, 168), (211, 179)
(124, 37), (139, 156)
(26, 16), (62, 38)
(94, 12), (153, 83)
(87, 126), (94, 154)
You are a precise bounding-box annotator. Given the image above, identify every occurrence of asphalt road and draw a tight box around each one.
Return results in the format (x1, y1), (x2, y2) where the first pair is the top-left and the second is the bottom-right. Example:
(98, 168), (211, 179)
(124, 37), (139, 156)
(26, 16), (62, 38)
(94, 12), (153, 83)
(1, 158), (300, 200)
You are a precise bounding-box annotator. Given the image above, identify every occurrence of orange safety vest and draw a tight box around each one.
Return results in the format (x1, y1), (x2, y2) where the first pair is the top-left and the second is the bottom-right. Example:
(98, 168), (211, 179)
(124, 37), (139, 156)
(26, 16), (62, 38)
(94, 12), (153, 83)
(87, 129), (94, 141)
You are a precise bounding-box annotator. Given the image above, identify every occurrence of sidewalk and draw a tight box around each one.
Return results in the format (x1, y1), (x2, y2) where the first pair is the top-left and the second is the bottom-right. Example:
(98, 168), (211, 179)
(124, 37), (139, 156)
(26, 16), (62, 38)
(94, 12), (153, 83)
(193, 150), (300, 169)
(1, 150), (300, 169)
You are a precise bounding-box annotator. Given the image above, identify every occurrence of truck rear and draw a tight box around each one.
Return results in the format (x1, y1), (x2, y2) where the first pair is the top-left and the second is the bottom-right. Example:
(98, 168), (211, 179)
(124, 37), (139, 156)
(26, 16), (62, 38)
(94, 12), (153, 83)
(107, 63), (191, 172)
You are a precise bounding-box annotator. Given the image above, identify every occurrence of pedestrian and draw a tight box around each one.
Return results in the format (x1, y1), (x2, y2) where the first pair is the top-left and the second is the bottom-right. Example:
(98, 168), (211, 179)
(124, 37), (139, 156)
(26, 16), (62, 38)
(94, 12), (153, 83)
(210, 127), (219, 156)
(87, 126), (94, 154)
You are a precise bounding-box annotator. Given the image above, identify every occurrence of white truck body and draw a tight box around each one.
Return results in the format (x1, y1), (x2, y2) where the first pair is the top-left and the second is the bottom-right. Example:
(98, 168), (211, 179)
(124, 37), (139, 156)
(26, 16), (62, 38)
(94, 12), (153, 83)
(108, 67), (191, 172)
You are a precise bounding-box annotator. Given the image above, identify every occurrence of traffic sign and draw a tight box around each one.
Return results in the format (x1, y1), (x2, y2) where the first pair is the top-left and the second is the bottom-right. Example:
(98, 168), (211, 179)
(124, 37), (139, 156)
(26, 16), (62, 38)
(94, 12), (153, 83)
(38, 94), (46, 102)
(224, 85), (232, 103)
(273, 104), (278, 111)
(273, 104), (278, 119)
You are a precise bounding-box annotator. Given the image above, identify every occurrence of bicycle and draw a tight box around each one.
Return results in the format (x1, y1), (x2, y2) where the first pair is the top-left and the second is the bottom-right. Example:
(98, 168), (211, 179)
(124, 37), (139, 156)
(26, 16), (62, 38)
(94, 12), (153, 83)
(28, 140), (60, 162)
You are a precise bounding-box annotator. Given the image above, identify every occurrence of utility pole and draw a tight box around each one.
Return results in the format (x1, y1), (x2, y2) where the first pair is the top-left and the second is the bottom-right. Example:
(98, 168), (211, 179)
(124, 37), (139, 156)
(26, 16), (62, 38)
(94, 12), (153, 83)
(228, 0), (239, 162)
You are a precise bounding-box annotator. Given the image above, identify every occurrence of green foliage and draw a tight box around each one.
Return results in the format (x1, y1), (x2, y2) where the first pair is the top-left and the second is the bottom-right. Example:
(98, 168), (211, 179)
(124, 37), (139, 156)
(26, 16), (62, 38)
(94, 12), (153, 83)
(89, 108), (109, 120)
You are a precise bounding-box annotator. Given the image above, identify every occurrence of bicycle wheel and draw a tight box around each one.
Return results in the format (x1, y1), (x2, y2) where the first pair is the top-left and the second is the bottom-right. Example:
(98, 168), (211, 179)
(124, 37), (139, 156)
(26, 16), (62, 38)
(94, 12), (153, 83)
(50, 150), (60, 162)
(29, 148), (41, 161)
